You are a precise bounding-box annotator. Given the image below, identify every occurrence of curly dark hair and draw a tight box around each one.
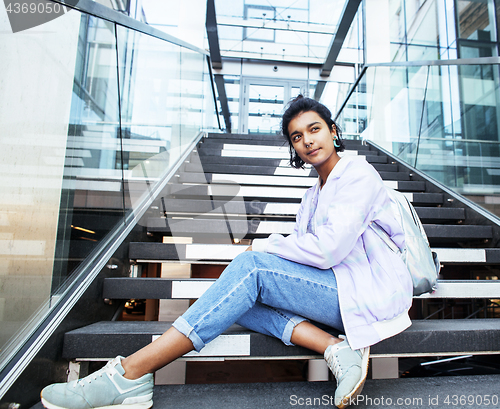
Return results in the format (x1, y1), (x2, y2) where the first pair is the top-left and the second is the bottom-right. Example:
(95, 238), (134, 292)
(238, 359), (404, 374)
(281, 95), (345, 169)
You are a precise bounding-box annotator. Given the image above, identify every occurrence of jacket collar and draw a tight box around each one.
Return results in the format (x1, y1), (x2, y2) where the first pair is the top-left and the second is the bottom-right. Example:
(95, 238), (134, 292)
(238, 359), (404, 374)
(316, 154), (354, 188)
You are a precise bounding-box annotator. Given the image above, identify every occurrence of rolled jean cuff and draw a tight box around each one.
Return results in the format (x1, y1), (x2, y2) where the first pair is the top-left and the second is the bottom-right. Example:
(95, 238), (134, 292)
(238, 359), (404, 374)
(172, 316), (205, 352)
(282, 315), (308, 346)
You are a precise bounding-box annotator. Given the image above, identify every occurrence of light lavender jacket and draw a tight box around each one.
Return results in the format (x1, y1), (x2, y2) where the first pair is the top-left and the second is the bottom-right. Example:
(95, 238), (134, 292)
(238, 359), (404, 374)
(252, 155), (413, 350)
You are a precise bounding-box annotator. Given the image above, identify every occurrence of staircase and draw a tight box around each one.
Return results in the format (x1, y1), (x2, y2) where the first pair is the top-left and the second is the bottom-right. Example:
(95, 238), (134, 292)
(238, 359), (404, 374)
(50, 133), (500, 408)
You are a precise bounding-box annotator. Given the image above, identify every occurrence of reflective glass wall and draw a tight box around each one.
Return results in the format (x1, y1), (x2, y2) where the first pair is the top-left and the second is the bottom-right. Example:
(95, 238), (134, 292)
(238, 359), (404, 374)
(0, 3), (216, 371)
(365, 0), (458, 63)
(335, 0), (500, 217)
(214, 0), (347, 64)
(336, 61), (500, 217)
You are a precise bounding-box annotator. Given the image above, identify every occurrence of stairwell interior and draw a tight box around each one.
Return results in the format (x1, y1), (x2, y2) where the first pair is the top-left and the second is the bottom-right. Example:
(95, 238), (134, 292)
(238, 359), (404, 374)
(2, 0), (500, 407)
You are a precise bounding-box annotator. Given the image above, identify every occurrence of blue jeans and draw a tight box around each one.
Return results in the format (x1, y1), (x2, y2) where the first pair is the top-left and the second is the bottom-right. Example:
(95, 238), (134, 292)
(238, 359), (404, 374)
(172, 251), (344, 351)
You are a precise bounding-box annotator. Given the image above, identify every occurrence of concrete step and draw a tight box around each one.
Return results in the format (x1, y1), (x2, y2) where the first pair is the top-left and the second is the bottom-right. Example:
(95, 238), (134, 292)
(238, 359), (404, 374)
(177, 173), (424, 191)
(161, 182), (429, 203)
(184, 162), (401, 176)
(62, 319), (500, 360)
(206, 132), (367, 144)
(30, 375), (500, 409)
(145, 218), (491, 243)
(414, 207), (465, 222)
(199, 140), (374, 152)
(197, 147), (387, 163)
(193, 154), (391, 167)
(157, 199), (464, 221)
(152, 375), (500, 409)
(201, 136), (373, 150)
(423, 224), (493, 242)
(103, 278), (500, 300)
(127, 243), (500, 265)
(161, 187), (444, 205)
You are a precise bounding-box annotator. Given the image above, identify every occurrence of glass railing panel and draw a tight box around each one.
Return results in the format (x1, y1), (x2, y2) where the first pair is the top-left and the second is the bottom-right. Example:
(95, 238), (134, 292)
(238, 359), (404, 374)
(179, 48), (205, 154)
(53, 14), (124, 291)
(411, 64), (500, 200)
(334, 76), (367, 140)
(0, 1), (215, 376)
(115, 25), (181, 215)
(345, 65), (427, 155)
(0, 7), (97, 369)
(224, 75), (241, 132)
(460, 43), (497, 58)
(335, 60), (500, 218)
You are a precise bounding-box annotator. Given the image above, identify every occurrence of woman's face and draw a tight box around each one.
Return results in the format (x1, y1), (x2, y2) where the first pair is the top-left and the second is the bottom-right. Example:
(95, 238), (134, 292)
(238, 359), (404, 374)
(288, 110), (339, 171)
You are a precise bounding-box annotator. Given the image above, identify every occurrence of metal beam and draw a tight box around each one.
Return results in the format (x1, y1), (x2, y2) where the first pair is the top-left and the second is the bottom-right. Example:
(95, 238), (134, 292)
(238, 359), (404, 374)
(313, 80), (327, 101)
(320, 0), (361, 77)
(214, 74), (232, 133)
(206, 56), (222, 130)
(206, 0), (222, 69)
(219, 50), (324, 65)
(217, 16), (336, 35)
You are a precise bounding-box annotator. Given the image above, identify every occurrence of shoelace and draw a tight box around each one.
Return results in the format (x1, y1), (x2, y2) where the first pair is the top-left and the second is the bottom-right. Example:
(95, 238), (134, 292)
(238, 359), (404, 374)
(74, 359), (116, 388)
(325, 348), (345, 382)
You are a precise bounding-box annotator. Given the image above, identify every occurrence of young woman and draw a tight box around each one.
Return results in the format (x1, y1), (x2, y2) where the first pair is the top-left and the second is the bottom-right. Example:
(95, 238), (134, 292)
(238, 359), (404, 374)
(41, 96), (413, 409)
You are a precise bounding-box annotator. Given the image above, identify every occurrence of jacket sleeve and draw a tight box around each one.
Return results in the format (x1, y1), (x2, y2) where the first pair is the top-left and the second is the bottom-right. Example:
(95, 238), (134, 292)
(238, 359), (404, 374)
(257, 165), (387, 269)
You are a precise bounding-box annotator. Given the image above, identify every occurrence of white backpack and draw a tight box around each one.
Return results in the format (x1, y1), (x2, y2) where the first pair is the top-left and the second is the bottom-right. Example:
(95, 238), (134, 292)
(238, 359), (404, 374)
(370, 187), (440, 296)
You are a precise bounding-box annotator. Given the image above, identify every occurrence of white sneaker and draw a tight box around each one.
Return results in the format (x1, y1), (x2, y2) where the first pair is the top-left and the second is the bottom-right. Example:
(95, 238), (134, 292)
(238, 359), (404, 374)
(41, 356), (153, 409)
(324, 337), (369, 408)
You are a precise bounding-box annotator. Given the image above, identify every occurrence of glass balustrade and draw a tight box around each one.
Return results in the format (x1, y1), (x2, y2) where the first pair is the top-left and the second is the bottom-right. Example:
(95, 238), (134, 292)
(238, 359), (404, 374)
(0, 2), (217, 373)
(335, 60), (500, 218)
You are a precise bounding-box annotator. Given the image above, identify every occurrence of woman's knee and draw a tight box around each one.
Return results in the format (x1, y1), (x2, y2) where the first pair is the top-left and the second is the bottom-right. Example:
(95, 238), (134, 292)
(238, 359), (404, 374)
(233, 249), (260, 264)
(224, 251), (257, 275)
(222, 251), (268, 279)
(232, 250), (275, 268)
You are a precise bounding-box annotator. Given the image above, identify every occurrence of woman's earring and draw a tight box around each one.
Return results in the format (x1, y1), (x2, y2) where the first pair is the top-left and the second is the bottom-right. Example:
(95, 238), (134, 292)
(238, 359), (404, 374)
(333, 136), (340, 148)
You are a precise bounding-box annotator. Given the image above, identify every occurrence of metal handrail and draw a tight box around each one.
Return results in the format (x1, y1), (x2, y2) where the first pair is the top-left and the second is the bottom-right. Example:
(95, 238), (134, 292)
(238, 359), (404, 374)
(364, 56), (500, 67)
(406, 136), (500, 145)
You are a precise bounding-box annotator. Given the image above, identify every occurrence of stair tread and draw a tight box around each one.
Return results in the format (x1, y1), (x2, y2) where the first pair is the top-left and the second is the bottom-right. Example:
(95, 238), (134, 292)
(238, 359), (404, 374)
(184, 163), (401, 176)
(145, 217), (492, 240)
(179, 171), (414, 184)
(157, 199), (462, 219)
(202, 135), (372, 148)
(162, 183), (430, 200)
(207, 133), (366, 143)
(129, 243), (500, 264)
(194, 154), (390, 167)
(197, 147), (388, 163)
(104, 277), (500, 300)
(63, 319), (500, 360)
(29, 375), (500, 409)
(152, 375), (500, 409)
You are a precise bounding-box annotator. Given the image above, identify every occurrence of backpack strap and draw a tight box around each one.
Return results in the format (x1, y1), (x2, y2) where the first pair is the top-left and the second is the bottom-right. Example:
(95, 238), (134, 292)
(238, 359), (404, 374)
(369, 221), (404, 255)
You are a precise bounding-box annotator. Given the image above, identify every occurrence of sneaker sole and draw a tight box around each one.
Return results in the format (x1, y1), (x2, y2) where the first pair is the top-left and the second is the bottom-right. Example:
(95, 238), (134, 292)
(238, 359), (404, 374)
(336, 346), (370, 409)
(41, 396), (153, 409)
